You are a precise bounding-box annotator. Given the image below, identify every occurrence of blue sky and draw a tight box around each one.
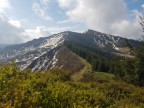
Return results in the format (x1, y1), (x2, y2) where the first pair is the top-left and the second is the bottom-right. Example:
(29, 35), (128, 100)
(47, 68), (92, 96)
(0, 0), (144, 44)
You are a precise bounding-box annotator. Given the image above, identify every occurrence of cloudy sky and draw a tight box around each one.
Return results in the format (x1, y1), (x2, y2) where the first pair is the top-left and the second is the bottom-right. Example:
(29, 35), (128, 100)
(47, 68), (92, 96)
(0, 0), (144, 44)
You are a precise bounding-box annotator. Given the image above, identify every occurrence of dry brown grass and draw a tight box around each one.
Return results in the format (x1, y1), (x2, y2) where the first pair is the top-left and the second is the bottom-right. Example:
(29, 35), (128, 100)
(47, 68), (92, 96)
(56, 46), (85, 74)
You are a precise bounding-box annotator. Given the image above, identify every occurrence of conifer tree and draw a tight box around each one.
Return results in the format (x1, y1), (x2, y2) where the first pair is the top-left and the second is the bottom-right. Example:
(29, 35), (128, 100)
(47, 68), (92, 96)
(135, 13), (144, 86)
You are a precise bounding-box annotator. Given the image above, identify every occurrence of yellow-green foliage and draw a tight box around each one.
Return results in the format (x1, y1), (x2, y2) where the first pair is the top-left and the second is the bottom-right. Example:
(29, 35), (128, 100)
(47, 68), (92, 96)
(0, 64), (144, 108)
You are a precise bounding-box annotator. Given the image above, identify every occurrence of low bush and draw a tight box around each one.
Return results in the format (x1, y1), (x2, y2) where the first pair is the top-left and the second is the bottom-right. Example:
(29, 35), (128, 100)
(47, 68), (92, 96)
(0, 64), (144, 107)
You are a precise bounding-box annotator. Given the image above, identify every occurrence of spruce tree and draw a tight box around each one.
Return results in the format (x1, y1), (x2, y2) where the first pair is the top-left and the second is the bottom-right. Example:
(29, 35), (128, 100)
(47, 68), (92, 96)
(135, 13), (144, 86)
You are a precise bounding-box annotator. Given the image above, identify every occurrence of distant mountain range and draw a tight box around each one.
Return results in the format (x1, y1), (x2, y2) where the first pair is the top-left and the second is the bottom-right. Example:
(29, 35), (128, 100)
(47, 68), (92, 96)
(0, 44), (11, 49)
(0, 29), (140, 72)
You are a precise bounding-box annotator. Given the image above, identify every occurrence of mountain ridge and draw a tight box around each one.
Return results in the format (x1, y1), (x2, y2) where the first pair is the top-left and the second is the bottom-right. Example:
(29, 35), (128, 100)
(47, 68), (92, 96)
(0, 29), (141, 72)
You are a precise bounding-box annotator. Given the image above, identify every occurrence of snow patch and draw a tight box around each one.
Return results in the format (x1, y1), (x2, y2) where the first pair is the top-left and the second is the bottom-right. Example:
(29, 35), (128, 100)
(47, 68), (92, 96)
(51, 51), (58, 68)
(93, 38), (97, 43)
(39, 34), (64, 48)
(113, 44), (119, 50)
(15, 59), (19, 63)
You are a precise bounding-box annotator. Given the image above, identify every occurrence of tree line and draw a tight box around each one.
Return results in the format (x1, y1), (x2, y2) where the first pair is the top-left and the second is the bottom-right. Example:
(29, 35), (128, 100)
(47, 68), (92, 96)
(64, 39), (144, 86)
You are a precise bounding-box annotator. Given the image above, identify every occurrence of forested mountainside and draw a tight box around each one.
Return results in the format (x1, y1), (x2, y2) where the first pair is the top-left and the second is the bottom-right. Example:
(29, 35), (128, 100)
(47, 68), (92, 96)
(64, 39), (144, 86)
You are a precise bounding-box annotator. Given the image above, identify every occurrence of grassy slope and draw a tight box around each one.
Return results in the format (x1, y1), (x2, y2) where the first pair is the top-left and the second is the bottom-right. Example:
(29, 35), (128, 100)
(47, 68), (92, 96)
(54, 46), (85, 73)
(114, 52), (134, 58)
(72, 58), (91, 81)
(93, 72), (115, 81)
(114, 47), (135, 58)
(72, 56), (114, 82)
(1, 64), (144, 108)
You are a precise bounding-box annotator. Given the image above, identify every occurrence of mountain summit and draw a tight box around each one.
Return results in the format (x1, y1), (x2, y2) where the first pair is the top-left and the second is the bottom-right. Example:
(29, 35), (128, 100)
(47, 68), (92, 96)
(0, 30), (140, 72)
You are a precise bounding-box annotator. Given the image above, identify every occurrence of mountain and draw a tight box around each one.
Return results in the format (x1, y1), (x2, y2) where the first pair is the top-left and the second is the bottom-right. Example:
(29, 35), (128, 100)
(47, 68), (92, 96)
(0, 29), (140, 72)
(0, 44), (11, 50)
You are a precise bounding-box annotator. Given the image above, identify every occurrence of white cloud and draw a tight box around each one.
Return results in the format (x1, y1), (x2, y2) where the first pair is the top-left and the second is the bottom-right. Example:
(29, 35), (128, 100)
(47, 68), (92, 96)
(8, 19), (21, 28)
(111, 10), (143, 39)
(0, 15), (26, 44)
(32, 2), (53, 21)
(24, 26), (75, 38)
(0, 0), (10, 13)
(0, 14), (52, 44)
(23, 26), (51, 41)
(40, 0), (51, 5)
(0, 1), (27, 44)
(0, 0), (9, 8)
(0, 14), (6, 21)
(23, 25), (84, 42)
(57, 19), (72, 24)
(111, 20), (141, 39)
(141, 4), (144, 8)
(57, 0), (142, 39)
(57, 0), (77, 9)
(47, 26), (72, 34)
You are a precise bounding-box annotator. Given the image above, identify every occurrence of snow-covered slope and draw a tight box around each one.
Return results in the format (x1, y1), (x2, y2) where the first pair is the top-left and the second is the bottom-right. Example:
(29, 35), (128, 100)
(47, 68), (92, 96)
(64, 29), (140, 52)
(0, 29), (140, 72)
(0, 33), (64, 70)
